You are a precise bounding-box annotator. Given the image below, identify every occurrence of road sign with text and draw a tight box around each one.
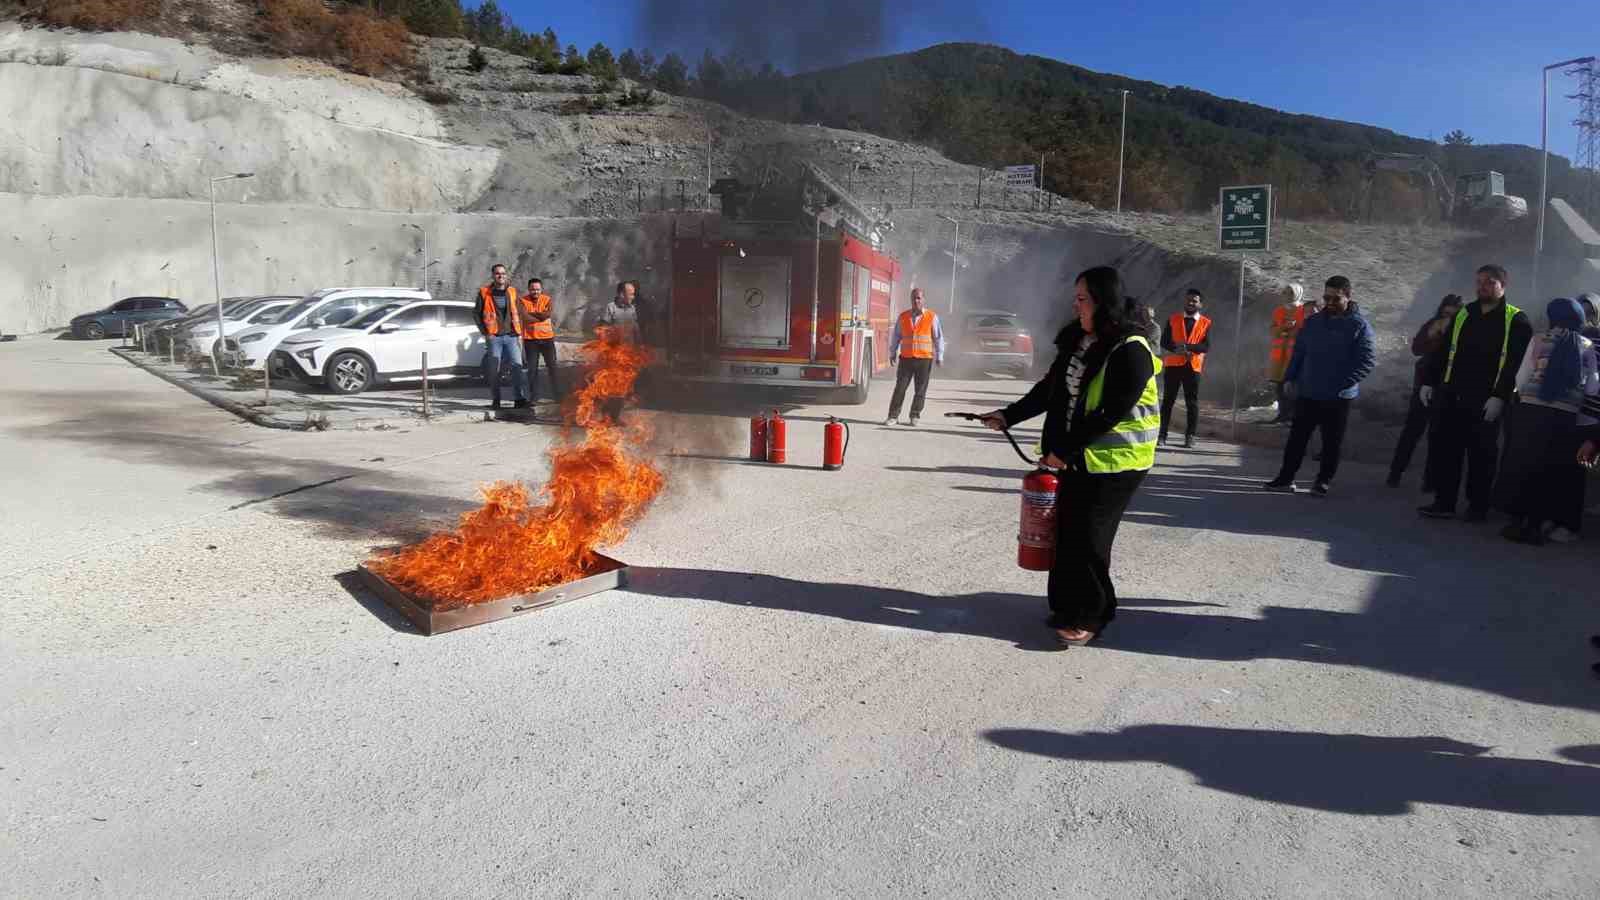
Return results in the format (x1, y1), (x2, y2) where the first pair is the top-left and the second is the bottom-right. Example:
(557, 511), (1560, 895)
(1219, 184), (1272, 251)
(1005, 165), (1037, 187)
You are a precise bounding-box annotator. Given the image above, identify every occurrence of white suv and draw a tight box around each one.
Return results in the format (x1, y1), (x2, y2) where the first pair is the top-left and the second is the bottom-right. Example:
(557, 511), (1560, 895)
(184, 296), (297, 358)
(226, 287), (431, 372)
(274, 300), (487, 394)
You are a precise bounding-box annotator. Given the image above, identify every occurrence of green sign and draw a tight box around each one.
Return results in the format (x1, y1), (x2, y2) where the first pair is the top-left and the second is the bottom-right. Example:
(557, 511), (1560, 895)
(1219, 184), (1272, 251)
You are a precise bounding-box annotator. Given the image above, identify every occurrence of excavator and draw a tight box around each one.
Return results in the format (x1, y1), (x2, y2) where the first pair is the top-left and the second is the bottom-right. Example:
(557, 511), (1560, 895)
(1358, 152), (1529, 226)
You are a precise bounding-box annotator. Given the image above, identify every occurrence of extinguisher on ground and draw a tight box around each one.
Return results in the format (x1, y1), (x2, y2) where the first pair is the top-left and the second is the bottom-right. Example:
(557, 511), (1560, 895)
(765, 408), (787, 464)
(749, 413), (768, 462)
(945, 412), (1057, 571)
(822, 416), (850, 470)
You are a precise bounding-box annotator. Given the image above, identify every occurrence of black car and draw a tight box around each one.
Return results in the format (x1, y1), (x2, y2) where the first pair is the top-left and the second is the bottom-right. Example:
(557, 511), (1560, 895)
(71, 297), (188, 339)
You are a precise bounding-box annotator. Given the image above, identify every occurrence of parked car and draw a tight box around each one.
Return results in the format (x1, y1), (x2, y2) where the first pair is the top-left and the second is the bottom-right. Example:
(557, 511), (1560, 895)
(273, 300), (486, 394)
(71, 297), (187, 339)
(949, 308), (1035, 378)
(182, 296), (298, 358)
(225, 287), (431, 373)
(146, 297), (256, 351)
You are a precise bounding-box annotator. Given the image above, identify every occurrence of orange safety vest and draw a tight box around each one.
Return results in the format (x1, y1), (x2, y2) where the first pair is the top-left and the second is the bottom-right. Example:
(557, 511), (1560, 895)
(520, 292), (554, 340)
(1164, 313), (1211, 373)
(478, 284), (523, 336)
(1268, 304), (1311, 380)
(897, 309), (937, 359)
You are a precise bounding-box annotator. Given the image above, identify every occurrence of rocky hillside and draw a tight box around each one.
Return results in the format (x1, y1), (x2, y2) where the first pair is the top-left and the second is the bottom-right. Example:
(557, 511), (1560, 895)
(0, 21), (1498, 422)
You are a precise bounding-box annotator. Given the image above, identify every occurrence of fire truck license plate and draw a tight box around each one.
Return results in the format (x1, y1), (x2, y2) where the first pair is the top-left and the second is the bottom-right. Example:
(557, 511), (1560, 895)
(732, 365), (780, 376)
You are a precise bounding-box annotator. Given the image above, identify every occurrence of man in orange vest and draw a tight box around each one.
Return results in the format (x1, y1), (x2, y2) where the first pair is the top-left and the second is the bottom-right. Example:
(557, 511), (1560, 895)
(520, 276), (560, 404)
(475, 262), (528, 410)
(1268, 282), (1310, 423)
(1159, 288), (1211, 448)
(883, 287), (945, 426)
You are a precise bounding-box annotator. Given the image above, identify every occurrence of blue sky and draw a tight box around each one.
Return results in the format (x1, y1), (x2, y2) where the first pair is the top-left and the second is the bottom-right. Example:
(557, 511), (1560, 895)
(493, 0), (1599, 158)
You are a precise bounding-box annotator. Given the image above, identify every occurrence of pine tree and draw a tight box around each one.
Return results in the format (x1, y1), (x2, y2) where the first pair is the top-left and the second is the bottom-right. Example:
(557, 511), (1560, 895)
(586, 43), (617, 80)
(654, 52), (687, 94)
(618, 49), (642, 81)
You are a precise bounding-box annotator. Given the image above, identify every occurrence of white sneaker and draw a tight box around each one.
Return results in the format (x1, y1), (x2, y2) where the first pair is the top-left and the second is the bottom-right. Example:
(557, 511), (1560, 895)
(908, 416), (919, 427)
(1548, 526), (1579, 543)
(883, 416), (898, 426)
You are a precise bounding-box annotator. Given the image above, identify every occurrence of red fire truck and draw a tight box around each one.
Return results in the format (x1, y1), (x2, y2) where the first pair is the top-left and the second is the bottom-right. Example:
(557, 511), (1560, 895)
(665, 165), (901, 404)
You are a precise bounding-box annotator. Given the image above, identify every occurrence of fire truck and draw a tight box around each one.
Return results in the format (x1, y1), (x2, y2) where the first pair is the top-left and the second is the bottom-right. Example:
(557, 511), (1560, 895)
(665, 164), (900, 404)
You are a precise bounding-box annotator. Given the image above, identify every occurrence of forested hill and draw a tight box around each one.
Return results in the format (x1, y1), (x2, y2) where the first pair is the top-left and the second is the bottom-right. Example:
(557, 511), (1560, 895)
(709, 43), (1589, 220)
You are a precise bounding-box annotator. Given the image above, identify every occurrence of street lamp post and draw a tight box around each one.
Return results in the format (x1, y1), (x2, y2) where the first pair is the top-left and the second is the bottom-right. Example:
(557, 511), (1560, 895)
(1116, 89), (1130, 214)
(937, 214), (960, 319)
(1535, 56), (1595, 300)
(403, 222), (430, 292)
(209, 172), (254, 374)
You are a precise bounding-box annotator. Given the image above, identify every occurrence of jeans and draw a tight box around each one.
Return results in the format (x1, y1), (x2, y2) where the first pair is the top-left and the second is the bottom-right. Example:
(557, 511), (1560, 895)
(523, 338), (559, 401)
(886, 357), (933, 419)
(1160, 366), (1200, 440)
(1276, 397), (1351, 484)
(483, 334), (527, 403)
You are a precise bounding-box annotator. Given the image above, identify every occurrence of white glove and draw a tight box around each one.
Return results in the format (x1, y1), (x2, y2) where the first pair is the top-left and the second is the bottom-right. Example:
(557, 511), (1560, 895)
(1483, 397), (1504, 423)
(1419, 386), (1434, 407)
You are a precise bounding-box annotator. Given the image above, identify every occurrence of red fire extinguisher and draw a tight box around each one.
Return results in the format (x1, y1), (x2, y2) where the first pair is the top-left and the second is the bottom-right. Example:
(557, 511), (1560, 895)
(1017, 467), (1058, 571)
(944, 412), (1057, 571)
(765, 408), (788, 464)
(749, 413), (768, 461)
(822, 416), (850, 470)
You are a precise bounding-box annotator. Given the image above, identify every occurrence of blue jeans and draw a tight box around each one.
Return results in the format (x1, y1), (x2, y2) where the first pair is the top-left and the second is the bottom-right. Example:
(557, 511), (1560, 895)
(484, 334), (527, 403)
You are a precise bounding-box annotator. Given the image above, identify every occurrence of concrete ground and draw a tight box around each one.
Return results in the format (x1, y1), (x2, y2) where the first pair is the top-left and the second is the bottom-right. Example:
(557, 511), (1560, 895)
(3, 334), (1598, 898)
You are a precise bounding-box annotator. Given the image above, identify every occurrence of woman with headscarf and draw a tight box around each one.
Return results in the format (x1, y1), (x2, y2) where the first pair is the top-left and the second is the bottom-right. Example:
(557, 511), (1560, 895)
(980, 266), (1160, 646)
(1494, 297), (1599, 545)
(1268, 282), (1311, 423)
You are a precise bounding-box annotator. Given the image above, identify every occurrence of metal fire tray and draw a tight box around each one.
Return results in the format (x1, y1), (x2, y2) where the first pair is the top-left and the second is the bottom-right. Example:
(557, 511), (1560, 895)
(356, 554), (628, 636)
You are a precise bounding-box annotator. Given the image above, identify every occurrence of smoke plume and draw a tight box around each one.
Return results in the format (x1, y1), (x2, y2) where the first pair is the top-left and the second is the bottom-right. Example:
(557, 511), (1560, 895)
(635, 0), (887, 73)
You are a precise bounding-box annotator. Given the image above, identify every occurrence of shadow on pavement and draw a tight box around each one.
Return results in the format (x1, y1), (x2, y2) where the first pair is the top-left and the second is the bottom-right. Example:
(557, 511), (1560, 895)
(627, 565), (1072, 652)
(983, 725), (1600, 816)
(333, 570), (422, 635)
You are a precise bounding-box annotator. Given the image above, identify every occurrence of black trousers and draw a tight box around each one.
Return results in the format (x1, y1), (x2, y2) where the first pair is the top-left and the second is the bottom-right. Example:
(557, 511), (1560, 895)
(886, 357), (933, 419)
(1388, 385), (1432, 484)
(1276, 397), (1351, 484)
(1426, 392), (1502, 514)
(1047, 468), (1147, 632)
(523, 338), (559, 401)
(1494, 402), (1579, 525)
(1160, 367), (1200, 439)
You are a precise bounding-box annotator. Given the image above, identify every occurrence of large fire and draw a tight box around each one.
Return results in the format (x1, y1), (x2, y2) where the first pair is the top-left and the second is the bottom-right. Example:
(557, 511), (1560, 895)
(368, 328), (664, 608)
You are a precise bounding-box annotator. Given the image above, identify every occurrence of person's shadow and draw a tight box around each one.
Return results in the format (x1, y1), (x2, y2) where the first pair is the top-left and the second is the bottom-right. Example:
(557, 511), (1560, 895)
(984, 725), (1600, 817)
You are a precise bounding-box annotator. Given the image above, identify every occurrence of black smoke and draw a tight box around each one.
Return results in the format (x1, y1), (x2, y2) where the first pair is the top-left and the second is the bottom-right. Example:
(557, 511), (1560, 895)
(635, 0), (887, 74)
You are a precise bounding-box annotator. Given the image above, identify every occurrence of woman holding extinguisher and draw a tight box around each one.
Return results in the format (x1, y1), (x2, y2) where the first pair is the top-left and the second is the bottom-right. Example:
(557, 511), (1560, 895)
(980, 266), (1160, 647)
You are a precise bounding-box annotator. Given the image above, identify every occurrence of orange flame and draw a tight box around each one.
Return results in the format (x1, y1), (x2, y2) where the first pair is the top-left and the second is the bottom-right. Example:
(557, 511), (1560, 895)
(368, 328), (664, 609)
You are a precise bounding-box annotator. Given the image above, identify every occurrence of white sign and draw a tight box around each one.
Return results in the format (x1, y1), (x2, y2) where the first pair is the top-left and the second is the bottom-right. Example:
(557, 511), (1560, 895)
(1005, 165), (1037, 187)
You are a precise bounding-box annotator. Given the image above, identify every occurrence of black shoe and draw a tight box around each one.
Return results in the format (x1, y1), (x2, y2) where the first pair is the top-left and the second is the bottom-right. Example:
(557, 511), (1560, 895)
(1159, 433), (1169, 445)
(513, 399), (530, 409)
(1592, 661), (1600, 679)
(1310, 481), (1330, 498)
(1385, 473), (1401, 488)
(1463, 508), (1489, 523)
(1590, 634), (1600, 651)
(488, 400), (503, 410)
(1418, 504), (1455, 519)
(1263, 479), (1297, 493)
(1183, 436), (1195, 449)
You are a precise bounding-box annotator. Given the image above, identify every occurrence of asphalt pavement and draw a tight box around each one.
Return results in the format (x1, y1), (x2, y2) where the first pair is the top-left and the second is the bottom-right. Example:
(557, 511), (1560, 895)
(3, 335), (1598, 898)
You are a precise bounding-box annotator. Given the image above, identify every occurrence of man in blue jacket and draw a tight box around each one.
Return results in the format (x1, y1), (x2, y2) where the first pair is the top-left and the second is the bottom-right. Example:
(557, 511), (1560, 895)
(1263, 275), (1376, 497)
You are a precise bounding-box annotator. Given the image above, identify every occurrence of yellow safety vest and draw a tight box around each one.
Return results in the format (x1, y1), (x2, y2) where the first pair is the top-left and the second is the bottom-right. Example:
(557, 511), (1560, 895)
(1443, 301), (1521, 387)
(1082, 335), (1162, 474)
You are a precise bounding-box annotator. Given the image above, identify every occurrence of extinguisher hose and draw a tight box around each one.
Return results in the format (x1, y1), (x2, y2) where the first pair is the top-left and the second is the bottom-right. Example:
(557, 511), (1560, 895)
(943, 412), (1040, 466)
(840, 419), (850, 463)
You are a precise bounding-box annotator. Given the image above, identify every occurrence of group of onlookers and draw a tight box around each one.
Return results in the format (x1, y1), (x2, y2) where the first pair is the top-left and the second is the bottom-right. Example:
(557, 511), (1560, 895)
(1256, 262), (1600, 545)
(472, 264), (654, 411)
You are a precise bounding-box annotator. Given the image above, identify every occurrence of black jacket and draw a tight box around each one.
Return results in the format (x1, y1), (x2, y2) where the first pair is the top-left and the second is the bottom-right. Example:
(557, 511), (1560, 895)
(1421, 299), (1533, 401)
(1002, 322), (1156, 469)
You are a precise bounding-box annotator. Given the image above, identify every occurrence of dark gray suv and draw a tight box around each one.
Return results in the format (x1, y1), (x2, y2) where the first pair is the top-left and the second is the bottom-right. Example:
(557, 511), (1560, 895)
(71, 297), (188, 339)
